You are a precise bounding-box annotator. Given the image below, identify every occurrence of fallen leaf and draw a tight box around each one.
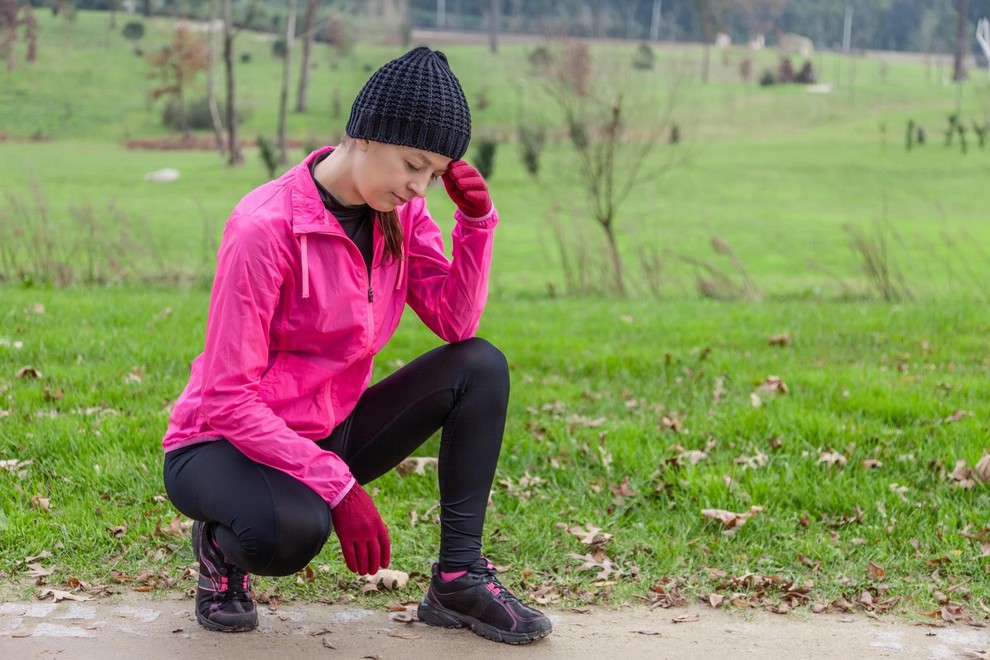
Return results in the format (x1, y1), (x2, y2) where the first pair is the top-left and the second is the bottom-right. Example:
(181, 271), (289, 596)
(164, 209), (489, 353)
(31, 495), (50, 512)
(636, 629), (663, 636)
(868, 562), (885, 579)
(15, 366), (42, 379)
(322, 638), (336, 649)
(974, 453), (990, 484)
(671, 613), (700, 624)
(768, 333), (792, 347)
(709, 593), (724, 608)
(566, 524), (613, 547)
(364, 569), (409, 591)
(24, 563), (52, 579)
(108, 525), (127, 539)
(38, 588), (91, 603)
(660, 416), (683, 433)
(387, 631), (421, 640)
(395, 457), (438, 476)
(756, 376), (789, 396)
(818, 450), (847, 467)
(701, 505), (764, 529)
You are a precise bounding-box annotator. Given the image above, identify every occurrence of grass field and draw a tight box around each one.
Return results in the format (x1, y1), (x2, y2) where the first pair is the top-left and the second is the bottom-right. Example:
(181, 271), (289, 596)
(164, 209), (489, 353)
(1, 10), (989, 620)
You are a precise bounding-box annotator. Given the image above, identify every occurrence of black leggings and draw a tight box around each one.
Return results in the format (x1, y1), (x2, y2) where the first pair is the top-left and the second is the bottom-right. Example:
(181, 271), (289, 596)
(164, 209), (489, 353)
(163, 338), (508, 576)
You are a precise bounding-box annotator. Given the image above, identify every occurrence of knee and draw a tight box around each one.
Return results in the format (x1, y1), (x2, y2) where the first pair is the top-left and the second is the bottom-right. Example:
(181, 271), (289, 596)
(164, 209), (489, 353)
(453, 337), (508, 381)
(237, 515), (330, 576)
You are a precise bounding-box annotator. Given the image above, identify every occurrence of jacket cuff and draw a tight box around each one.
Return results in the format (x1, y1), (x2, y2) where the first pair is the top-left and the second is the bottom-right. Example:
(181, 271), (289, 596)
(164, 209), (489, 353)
(454, 205), (497, 229)
(329, 476), (357, 508)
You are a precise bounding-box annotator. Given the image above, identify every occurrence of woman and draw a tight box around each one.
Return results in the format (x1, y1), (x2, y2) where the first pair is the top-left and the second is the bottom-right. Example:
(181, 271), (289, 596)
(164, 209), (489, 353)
(161, 47), (551, 645)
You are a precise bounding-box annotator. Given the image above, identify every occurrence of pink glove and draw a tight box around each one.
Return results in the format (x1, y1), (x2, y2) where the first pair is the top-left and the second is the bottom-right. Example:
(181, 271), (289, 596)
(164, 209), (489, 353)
(441, 160), (493, 218)
(330, 483), (390, 575)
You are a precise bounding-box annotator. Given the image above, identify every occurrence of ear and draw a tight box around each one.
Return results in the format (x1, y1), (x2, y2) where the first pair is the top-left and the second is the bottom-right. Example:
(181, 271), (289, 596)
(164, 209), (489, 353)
(354, 138), (371, 153)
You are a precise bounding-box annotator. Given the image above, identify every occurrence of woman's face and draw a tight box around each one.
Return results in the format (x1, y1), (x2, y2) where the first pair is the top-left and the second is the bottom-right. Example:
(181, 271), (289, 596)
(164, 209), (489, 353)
(352, 140), (452, 212)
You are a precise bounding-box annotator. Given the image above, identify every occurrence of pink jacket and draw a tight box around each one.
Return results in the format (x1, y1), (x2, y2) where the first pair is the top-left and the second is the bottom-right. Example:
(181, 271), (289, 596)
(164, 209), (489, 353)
(162, 147), (496, 508)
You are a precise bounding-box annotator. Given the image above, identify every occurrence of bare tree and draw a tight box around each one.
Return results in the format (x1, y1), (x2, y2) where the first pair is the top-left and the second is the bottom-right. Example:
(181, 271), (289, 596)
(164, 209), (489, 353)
(691, 0), (727, 83)
(205, 0), (226, 156)
(220, 0), (259, 166)
(277, 0), (297, 165)
(295, 0), (319, 112)
(535, 42), (681, 296)
(954, 0), (969, 81)
(489, 0), (499, 54)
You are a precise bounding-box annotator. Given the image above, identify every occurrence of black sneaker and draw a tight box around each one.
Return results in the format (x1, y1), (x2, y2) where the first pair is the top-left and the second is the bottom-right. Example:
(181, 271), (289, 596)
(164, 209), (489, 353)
(417, 558), (552, 644)
(191, 520), (258, 632)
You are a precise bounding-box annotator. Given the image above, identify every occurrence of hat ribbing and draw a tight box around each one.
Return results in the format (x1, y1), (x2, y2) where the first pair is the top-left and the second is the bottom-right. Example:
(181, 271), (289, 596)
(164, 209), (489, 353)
(345, 47), (472, 161)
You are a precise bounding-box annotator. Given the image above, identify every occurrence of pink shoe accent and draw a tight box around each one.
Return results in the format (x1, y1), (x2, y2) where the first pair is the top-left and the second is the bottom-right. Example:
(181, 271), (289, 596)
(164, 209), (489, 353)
(440, 569), (468, 582)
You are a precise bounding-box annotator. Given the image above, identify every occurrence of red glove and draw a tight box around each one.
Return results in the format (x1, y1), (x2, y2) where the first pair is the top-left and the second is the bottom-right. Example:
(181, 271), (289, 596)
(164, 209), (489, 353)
(330, 483), (390, 575)
(441, 160), (493, 218)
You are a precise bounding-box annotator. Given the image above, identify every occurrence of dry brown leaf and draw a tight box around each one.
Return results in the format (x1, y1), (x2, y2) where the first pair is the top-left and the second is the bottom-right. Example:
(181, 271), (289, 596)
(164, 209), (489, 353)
(365, 569), (409, 591)
(322, 638), (336, 649)
(660, 416), (683, 433)
(708, 593), (725, 609)
(31, 495), (50, 512)
(636, 629), (663, 636)
(388, 631), (421, 640)
(974, 453), (990, 484)
(818, 450), (847, 467)
(15, 366), (42, 379)
(756, 376), (789, 396)
(700, 505), (764, 529)
(768, 333), (792, 347)
(868, 562), (885, 579)
(566, 524), (612, 547)
(38, 588), (91, 603)
(671, 613), (700, 624)
(395, 457), (438, 476)
(108, 525), (127, 539)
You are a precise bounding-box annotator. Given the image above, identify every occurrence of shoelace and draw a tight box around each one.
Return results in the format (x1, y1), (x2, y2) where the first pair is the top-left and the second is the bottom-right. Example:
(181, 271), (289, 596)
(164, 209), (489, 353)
(471, 566), (521, 604)
(225, 567), (251, 602)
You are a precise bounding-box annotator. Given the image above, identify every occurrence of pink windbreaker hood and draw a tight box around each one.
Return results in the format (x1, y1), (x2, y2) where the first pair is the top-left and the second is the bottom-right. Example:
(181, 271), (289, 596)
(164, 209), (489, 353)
(162, 147), (497, 507)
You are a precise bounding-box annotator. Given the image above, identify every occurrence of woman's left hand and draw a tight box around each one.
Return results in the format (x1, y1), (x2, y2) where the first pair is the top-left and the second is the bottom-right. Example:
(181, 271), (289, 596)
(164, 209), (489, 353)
(441, 160), (492, 218)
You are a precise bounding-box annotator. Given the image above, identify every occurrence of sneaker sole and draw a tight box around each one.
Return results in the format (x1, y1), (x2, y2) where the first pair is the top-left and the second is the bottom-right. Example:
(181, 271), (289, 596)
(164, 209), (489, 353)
(417, 597), (552, 645)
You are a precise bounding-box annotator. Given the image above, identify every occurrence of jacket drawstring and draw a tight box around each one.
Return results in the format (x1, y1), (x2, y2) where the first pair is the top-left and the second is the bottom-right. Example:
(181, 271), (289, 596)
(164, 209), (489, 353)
(395, 252), (405, 290)
(300, 234), (310, 299)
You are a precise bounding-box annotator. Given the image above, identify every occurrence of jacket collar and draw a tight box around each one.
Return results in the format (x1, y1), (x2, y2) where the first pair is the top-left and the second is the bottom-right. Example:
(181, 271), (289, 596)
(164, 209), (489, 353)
(290, 147), (348, 238)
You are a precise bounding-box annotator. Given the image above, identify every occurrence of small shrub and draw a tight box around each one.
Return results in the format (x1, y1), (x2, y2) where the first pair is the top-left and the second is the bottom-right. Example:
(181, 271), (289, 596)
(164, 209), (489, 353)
(632, 42), (655, 70)
(905, 119), (915, 151)
(759, 70), (776, 86)
(257, 134), (279, 179)
(518, 125), (545, 177)
(240, 52), (251, 64)
(778, 57), (794, 83)
(272, 38), (286, 59)
(669, 123), (681, 144)
(122, 21), (145, 42)
(474, 137), (498, 180)
(794, 60), (815, 84)
(972, 121), (988, 148)
(528, 45), (552, 68)
(162, 97), (236, 132)
(475, 88), (489, 111)
(739, 58), (752, 82)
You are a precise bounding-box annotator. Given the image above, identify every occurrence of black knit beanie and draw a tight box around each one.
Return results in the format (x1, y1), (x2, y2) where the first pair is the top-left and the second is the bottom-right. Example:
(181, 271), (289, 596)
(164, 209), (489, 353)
(345, 46), (472, 161)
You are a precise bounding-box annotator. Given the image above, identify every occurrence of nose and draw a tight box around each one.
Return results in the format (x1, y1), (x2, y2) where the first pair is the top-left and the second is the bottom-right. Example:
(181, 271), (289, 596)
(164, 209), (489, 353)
(408, 172), (432, 198)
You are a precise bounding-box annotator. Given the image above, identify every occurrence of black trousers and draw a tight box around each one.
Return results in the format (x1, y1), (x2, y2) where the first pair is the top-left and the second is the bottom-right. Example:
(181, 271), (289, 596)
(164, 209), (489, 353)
(163, 338), (508, 576)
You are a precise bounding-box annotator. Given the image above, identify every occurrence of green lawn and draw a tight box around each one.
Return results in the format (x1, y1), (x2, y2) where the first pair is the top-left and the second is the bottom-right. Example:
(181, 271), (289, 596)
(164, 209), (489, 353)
(1, 10), (989, 620)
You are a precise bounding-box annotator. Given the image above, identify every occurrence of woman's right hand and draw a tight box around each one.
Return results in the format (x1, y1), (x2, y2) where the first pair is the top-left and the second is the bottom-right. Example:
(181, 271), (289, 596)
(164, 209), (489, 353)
(330, 483), (391, 575)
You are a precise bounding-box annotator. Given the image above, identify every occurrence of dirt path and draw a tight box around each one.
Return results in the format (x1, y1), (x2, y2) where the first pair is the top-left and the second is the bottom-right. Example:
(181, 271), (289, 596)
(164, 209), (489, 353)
(2, 592), (988, 659)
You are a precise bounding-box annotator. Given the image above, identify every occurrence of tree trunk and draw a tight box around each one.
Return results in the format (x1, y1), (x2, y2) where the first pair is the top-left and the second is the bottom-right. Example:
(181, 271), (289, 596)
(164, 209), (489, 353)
(278, 0), (297, 165)
(489, 0), (499, 54)
(436, 0), (445, 29)
(953, 0), (969, 82)
(295, 0), (318, 112)
(701, 43), (710, 83)
(650, 0), (662, 41)
(222, 0), (243, 166)
(142, 0), (151, 18)
(206, 0), (226, 156)
(602, 221), (626, 296)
